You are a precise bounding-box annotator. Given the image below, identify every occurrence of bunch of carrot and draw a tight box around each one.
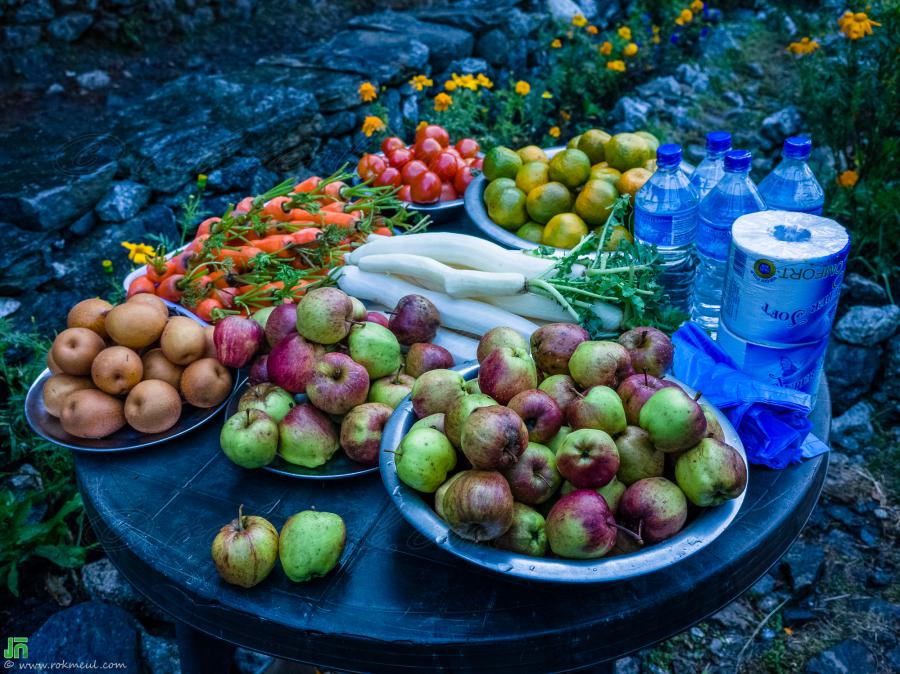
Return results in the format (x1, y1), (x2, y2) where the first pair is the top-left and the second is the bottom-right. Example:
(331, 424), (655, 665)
(126, 169), (427, 322)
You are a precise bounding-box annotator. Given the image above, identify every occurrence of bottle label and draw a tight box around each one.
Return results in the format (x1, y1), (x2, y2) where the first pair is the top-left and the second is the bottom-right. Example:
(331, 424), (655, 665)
(696, 217), (732, 260)
(635, 206), (698, 246)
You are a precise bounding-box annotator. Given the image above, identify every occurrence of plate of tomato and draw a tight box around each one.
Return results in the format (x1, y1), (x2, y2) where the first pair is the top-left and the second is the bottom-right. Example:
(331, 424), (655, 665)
(356, 124), (482, 219)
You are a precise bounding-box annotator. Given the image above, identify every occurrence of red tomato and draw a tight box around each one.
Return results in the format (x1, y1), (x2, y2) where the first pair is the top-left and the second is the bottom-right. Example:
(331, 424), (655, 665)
(387, 147), (413, 169)
(456, 138), (480, 158)
(357, 153), (387, 181)
(468, 156), (484, 170)
(415, 124), (450, 148)
(401, 159), (428, 185)
(415, 137), (442, 164)
(381, 136), (405, 155)
(374, 166), (402, 187)
(454, 166), (476, 194)
(410, 171), (442, 204)
(444, 147), (462, 158)
(397, 184), (413, 201)
(429, 151), (459, 182)
(439, 182), (458, 202)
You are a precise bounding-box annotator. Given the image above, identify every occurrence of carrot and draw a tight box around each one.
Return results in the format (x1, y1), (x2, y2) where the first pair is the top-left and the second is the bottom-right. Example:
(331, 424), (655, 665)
(292, 176), (322, 193)
(322, 201), (347, 213)
(157, 275), (185, 302)
(192, 234), (210, 253)
(172, 250), (193, 275)
(289, 228), (321, 245)
(146, 260), (172, 284)
(373, 226), (394, 237)
(287, 209), (358, 228)
(200, 270), (228, 289)
(254, 235), (291, 255)
(127, 276), (156, 298)
(195, 297), (224, 322)
(214, 248), (249, 272)
(196, 217), (220, 237)
(234, 197), (254, 214)
(215, 287), (238, 308)
(323, 181), (347, 201)
(261, 197), (293, 222)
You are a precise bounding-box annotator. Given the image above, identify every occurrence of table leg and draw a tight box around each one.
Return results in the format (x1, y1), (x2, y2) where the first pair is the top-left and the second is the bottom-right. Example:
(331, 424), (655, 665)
(175, 621), (237, 674)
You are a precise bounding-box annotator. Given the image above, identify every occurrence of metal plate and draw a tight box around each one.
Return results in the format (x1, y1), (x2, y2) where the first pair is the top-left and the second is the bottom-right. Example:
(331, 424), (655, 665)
(25, 368), (239, 453)
(380, 360), (749, 584)
(223, 380), (378, 480)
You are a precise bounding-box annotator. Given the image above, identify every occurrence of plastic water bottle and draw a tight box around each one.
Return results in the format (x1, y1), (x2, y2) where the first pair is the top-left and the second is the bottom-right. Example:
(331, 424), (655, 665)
(691, 149), (766, 334)
(634, 143), (699, 312)
(758, 136), (825, 215)
(690, 130), (732, 200)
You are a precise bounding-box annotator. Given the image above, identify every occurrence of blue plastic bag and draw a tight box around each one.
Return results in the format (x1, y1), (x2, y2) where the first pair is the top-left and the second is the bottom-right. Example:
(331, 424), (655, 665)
(672, 322), (829, 469)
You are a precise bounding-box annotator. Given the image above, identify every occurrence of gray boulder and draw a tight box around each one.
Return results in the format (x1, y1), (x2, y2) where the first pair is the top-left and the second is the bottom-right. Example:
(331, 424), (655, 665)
(140, 633), (181, 674)
(0, 298), (21, 318)
(830, 401), (874, 452)
(761, 106), (802, 146)
(3, 25), (42, 48)
(675, 63), (710, 92)
(824, 339), (881, 412)
(840, 273), (888, 306)
(17, 161), (117, 231)
(476, 29), (509, 67)
(780, 541), (824, 595)
(205, 157), (263, 194)
(833, 304), (900, 345)
(48, 13), (93, 42)
(612, 96), (651, 129)
(806, 639), (876, 674)
(16, 0), (55, 22)
(96, 181), (151, 222)
(76, 69), (111, 91)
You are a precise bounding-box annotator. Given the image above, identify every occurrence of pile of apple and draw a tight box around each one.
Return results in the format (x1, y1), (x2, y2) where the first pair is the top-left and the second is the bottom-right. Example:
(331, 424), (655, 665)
(43, 294), (233, 439)
(216, 287), (457, 470)
(393, 324), (748, 560)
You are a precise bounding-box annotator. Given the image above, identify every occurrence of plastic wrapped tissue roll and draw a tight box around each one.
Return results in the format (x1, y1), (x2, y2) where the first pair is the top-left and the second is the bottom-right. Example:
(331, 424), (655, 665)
(720, 210), (850, 345)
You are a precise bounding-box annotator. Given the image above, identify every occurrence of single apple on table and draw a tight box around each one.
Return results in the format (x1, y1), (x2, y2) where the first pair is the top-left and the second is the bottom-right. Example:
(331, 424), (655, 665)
(238, 382), (295, 422)
(615, 426), (665, 485)
(501, 442), (561, 505)
(530, 322), (590, 375)
(556, 428), (620, 489)
(617, 326), (674, 378)
(306, 352), (370, 416)
(368, 372), (416, 409)
(339, 402), (393, 465)
(278, 403), (340, 468)
(444, 393), (497, 447)
(478, 346), (538, 405)
(568, 340), (634, 389)
(493, 503), (548, 556)
(567, 385), (627, 436)
(674, 438), (747, 506)
(507, 389), (563, 444)
(617, 476), (688, 544)
(279, 510), (346, 582)
(545, 489), (617, 559)
(220, 409), (279, 469)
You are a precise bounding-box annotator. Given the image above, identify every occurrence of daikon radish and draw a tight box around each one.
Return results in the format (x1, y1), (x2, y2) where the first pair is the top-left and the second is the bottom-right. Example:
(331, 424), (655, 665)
(432, 328), (479, 362)
(479, 293), (623, 329)
(336, 266), (540, 339)
(356, 254), (527, 298)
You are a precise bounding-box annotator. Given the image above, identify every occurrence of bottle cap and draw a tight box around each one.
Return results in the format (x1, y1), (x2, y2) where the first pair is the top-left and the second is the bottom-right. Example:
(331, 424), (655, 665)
(657, 143), (682, 167)
(783, 136), (812, 160)
(706, 130), (732, 153)
(724, 149), (752, 172)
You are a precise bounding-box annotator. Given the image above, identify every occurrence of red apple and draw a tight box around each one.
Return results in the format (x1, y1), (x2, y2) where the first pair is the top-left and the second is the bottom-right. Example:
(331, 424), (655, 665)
(556, 428), (620, 489)
(506, 389), (563, 444)
(530, 323), (590, 375)
(478, 347), (538, 405)
(214, 316), (264, 368)
(306, 352), (370, 416)
(501, 442), (561, 504)
(405, 342), (454, 377)
(617, 327), (674, 378)
(267, 333), (319, 393)
(339, 402), (393, 465)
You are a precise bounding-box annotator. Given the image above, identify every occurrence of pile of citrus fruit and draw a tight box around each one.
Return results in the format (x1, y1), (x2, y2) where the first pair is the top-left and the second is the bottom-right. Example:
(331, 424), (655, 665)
(481, 129), (661, 249)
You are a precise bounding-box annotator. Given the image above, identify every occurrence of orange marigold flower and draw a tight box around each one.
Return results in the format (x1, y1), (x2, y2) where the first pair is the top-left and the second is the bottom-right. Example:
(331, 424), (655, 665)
(623, 42), (638, 57)
(837, 170), (859, 187)
(587, 25), (598, 35)
(551, 38), (562, 48)
(361, 116), (386, 137)
(549, 126), (561, 138)
(434, 93), (453, 111)
(599, 41), (613, 55)
(606, 60), (626, 72)
(358, 81), (377, 102)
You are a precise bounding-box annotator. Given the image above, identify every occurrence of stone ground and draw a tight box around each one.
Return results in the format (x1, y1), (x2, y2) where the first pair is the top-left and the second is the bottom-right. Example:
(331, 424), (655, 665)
(1, 1), (898, 673)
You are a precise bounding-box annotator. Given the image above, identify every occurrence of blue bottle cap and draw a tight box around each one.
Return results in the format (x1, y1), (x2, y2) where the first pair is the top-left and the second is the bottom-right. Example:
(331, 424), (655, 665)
(706, 130), (732, 153)
(724, 149), (752, 172)
(657, 143), (682, 167)
(783, 136), (812, 160)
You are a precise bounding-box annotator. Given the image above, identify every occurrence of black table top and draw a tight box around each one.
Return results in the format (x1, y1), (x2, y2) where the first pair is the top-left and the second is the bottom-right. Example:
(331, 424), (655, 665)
(74, 378), (831, 674)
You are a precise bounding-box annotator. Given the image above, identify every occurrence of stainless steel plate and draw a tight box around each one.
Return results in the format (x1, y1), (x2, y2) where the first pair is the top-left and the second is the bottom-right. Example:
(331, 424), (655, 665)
(380, 360), (748, 583)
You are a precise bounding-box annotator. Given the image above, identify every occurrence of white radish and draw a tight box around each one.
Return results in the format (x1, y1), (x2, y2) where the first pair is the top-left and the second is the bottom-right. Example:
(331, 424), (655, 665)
(432, 328), (479, 362)
(479, 294), (623, 329)
(336, 266), (540, 339)
(356, 254), (527, 298)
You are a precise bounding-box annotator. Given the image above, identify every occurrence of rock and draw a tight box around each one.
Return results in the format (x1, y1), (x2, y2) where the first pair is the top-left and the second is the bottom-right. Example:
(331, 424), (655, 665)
(476, 29), (510, 67)
(16, 0), (55, 23)
(546, 0), (586, 21)
(81, 559), (143, 612)
(309, 137), (354, 176)
(745, 62), (765, 79)
(321, 111), (356, 137)
(615, 655), (641, 674)
(77, 69), (112, 91)
(858, 527), (878, 546)
(140, 633), (181, 674)
(887, 647), (900, 674)
(825, 503), (865, 528)
(233, 647), (272, 674)
(48, 13), (93, 42)
(824, 528), (863, 560)
(830, 401), (875, 452)
(847, 597), (900, 624)
(636, 76), (683, 102)
(746, 574), (776, 599)
(122, 204), (178, 243)
(779, 541), (824, 594)
(0, 298), (21, 318)
(69, 210), (96, 236)
(841, 273), (888, 306)
(17, 161), (117, 231)
(297, 30), (430, 85)
(444, 57), (490, 76)
(806, 639), (875, 674)
(702, 28), (741, 59)
(675, 63), (710, 92)
(95, 181), (151, 222)
(834, 304), (900, 345)
(722, 91), (744, 108)
(709, 600), (755, 631)
(205, 156), (263, 194)
(761, 106), (802, 146)
(28, 601), (141, 670)
(3, 25), (42, 49)
(612, 96), (651, 129)
(867, 568), (891, 588)
(784, 14), (798, 37)
(824, 340), (882, 412)
(46, 82), (65, 95)
(782, 605), (819, 626)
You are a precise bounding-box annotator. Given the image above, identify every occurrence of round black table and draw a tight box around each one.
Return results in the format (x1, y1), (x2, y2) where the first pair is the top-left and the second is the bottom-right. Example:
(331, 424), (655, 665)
(75, 382), (830, 674)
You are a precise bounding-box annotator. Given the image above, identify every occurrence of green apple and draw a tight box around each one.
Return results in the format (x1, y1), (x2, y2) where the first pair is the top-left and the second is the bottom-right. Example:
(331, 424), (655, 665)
(220, 409), (279, 469)
(368, 372), (415, 409)
(494, 503), (548, 556)
(566, 385), (626, 435)
(279, 510), (346, 582)
(237, 382), (295, 422)
(675, 438), (747, 506)
(444, 393), (496, 447)
(547, 425), (572, 454)
(395, 428), (457, 493)
(639, 387), (707, 452)
(615, 425), (665, 485)
(348, 322), (402, 379)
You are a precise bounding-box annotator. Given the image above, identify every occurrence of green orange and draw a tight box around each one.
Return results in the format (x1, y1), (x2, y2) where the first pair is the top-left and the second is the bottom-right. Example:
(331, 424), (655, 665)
(525, 181), (573, 224)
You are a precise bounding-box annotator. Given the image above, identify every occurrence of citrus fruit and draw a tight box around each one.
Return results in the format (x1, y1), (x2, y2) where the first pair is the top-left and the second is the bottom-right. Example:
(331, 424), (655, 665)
(590, 166), (622, 186)
(574, 179), (619, 227)
(577, 129), (612, 164)
(548, 149), (591, 189)
(643, 158), (658, 172)
(542, 213), (588, 249)
(483, 146), (523, 181)
(616, 167), (653, 200)
(483, 177), (516, 205)
(487, 187), (529, 230)
(634, 131), (660, 154)
(525, 181), (573, 224)
(518, 145), (549, 164)
(515, 161), (550, 194)
(603, 133), (652, 171)
(516, 222), (544, 243)
(566, 134), (582, 149)
(603, 225), (634, 251)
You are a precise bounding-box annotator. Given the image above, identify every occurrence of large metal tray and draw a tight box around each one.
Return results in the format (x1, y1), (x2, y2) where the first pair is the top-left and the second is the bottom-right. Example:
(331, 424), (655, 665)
(379, 360), (748, 583)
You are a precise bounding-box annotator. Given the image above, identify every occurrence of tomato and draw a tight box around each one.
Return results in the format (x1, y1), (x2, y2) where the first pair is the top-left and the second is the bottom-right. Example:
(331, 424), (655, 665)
(400, 159), (428, 185)
(453, 166), (476, 195)
(456, 138), (480, 158)
(439, 182), (458, 202)
(410, 171), (442, 204)
(468, 156), (484, 170)
(414, 137), (442, 164)
(415, 124), (450, 148)
(356, 153), (387, 181)
(397, 184), (413, 201)
(381, 136), (405, 155)
(429, 151), (459, 182)
(387, 147), (413, 169)
(373, 166), (402, 187)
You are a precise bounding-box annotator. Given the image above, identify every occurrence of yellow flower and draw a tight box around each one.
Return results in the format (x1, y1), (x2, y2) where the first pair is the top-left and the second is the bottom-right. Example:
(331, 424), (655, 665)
(606, 60), (626, 72)
(837, 170), (859, 187)
(560, 110), (571, 121)
(587, 25), (598, 35)
(542, 90), (553, 99)
(196, 173), (207, 189)
(514, 80), (531, 96)
(444, 79), (457, 92)
(572, 13), (587, 27)
(358, 81), (377, 102)
(838, 11), (880, 40)
(623, 42), (638, 57)
(102, 259), (113, 272)
(434, 93), (453, 111)
(121, 241), (155, 265)
(476, 73), (494, 89)
(787, 37), (820, 55)
(680, 9), (694, 23)
(409, 74), (434, 91)
(599, 41), (613, 55)
(653, 25), (661, 33)
(551, 38), (562, 48)
(549, 126), (561, 138)
(361, 115), (386, 137)
(617, 26), (632, 40)
(690, 0), (704, 11)
(416, 120), (428, 131)
(652, 34), (661, 44)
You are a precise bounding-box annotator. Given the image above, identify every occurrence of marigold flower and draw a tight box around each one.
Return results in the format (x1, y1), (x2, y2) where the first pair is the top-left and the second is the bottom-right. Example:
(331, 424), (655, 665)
(358, 81), (377, 102)
(837, 170), (859, 187)
(652, 34), (661, 44)
(838, 11), (880, 40)
(551, 38), (562, 48)
(121, 241), (155, 265)
(434, 93), (453, 111)
(587, 25), (598, 35)
(542, 90), (553, 99)
(361, 115), (386, 137)
(514, 80), (531, 96)
(476, 73), (494, 89)
(572, 13), (587, 27)
(549, 126), (561, 138)
(606, 60), (626, 72)
(560, 110), (571, 121)
(599, 41), (613, 55)
(409, 74), (434, 91)
(690, 0), (704, 12)
(444, 79), (457, 92)
(623, 42), (638, 57)
(618, 26), (632, 40)
(680, 9), (693, 22)
(787, 37), (820, 55)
